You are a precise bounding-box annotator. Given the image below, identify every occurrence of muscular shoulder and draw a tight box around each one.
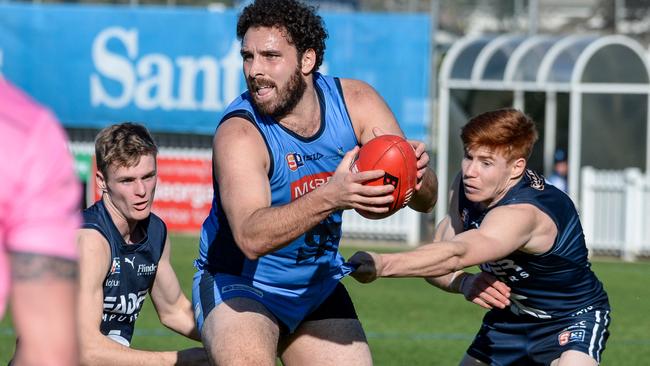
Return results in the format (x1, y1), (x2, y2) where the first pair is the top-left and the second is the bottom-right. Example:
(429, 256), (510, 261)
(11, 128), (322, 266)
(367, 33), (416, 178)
(76, 229), (111, 275)
(338, 78), (380, 107)
(216, 117), (265, 148)
(215, 117), (269, 172)
(485, 204), (556, 254)
(337, 78), (400, 144)
(77, 228), (112, 255)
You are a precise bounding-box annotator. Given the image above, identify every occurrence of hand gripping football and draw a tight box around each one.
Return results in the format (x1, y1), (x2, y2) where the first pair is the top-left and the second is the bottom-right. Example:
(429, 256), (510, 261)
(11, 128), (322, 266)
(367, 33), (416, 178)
(351, 135), (417, 219)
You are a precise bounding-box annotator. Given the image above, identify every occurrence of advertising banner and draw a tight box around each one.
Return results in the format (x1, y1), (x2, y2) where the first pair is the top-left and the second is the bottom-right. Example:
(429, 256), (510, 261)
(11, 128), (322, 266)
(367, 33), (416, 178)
(0, 3), (432, 141)
(91, 152), (213, 232)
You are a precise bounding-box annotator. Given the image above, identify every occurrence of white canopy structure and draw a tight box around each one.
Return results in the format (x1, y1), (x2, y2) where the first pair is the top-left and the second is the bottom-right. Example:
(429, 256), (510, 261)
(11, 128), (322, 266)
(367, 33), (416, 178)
(436, 34), (650, 222)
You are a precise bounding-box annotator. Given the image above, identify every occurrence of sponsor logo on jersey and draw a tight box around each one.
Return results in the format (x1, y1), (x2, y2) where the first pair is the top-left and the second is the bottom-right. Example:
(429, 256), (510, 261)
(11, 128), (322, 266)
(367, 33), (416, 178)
(286, 153), (304, 171)
(304, 152), (324, 161)
(103, 289), (148, 323)
(105, 279), (120, 287)
(137, 263), (157, 276)
(290, 172), (333, 200)
(481, 259), (530, 281)
(110, 257), (121, 275)
(124, 256), (136, 269)
(558, 330), (585, 345)
(526, 169), (545, 190)
(286, 152), (327, 171)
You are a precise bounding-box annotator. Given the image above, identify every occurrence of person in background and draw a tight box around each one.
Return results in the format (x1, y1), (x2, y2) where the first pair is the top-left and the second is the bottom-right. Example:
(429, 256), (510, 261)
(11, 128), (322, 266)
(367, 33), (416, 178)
(0, 77), (80, 365)
(76, 122), (208, 365)
(547, 148), (568, 193)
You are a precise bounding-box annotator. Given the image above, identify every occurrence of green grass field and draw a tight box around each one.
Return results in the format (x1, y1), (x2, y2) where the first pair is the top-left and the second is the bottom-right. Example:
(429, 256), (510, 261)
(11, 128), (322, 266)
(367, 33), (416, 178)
(2, 234), (649, 365)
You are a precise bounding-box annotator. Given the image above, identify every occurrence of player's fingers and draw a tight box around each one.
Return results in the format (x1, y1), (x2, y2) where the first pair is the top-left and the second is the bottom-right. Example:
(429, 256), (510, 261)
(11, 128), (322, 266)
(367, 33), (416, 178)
(352, 203), (391, 213)
(416, 153), (430, 169)
(351, 169), (386, 182)
(408, 139), (425, 156)
(356, 184), (395, 197)
(479, 273), (511, 297)
(483, 286), (511, 307)
(352, 192), (394, 206)
(340, 146), (360, 172)
(471, 298), (493, 310)
(479, 291), (508, 309)
(489, 281), (511, 299)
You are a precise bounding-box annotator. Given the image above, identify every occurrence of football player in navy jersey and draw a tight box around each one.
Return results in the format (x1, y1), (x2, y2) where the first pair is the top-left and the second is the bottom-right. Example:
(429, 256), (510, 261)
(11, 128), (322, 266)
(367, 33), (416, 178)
(76, 123), (208, 365)
(192, 0), (438, 365)
(350, 108), (610, 366)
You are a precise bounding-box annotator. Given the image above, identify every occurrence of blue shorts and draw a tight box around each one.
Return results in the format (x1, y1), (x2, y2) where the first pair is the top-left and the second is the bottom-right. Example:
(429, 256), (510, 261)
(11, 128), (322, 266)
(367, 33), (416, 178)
(192, 270), (351, 334)
(467, 307), (611, 365)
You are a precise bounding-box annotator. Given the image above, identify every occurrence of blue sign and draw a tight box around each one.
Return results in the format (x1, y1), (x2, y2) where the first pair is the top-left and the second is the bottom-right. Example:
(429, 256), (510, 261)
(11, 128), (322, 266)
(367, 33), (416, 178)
(0, 4), (431, 140)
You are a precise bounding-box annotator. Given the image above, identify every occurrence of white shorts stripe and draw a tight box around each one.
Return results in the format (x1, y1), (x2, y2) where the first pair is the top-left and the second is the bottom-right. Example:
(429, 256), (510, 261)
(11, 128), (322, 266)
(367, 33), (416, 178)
(588, 310), (601, 358)
(595, 310), (610, 363)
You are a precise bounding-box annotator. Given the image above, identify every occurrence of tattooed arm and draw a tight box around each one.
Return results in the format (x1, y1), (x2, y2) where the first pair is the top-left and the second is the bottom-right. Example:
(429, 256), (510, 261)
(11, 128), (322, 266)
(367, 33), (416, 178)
(10, 252), (79, 366)
(0, 79), (82, 365)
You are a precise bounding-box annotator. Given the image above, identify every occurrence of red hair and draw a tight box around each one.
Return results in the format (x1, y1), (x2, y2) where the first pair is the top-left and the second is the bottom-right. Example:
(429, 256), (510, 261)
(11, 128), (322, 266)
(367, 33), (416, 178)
(461, 108), (538, 161)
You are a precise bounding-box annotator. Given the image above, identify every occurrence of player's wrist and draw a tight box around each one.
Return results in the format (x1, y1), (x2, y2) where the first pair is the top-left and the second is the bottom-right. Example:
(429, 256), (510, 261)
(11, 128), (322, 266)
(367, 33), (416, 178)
(448, 271), (471, 294)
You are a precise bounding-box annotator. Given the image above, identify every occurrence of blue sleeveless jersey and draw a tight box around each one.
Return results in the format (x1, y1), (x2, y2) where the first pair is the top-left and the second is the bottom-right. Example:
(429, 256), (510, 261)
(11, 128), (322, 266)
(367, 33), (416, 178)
(459, 170), (609, 319)
(82, 200), (166, 346)
(196, 73), (358, 288)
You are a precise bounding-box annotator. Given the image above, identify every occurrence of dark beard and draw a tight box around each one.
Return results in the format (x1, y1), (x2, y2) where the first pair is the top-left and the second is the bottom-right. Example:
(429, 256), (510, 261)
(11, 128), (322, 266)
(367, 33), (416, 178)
(247, 67), (307, 119)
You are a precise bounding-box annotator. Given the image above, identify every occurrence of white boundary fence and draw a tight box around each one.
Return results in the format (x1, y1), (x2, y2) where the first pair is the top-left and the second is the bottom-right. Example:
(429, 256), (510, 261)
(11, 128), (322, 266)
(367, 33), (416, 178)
(581, 166), (650, 261)
(342, 209), (422, 246)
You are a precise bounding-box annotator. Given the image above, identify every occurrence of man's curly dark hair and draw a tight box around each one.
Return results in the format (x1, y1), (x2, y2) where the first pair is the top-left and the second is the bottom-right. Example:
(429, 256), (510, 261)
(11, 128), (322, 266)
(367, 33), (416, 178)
(236, 0), (328, 72)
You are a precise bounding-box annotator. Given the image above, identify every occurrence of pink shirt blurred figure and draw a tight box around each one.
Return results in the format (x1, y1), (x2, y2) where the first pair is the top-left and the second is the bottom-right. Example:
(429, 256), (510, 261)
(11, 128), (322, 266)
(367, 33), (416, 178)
(0, 77), (80, 365)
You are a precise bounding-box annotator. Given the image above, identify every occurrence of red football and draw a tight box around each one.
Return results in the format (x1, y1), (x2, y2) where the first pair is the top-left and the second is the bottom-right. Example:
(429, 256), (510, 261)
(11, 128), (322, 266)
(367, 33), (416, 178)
(351, 135), (418, 219)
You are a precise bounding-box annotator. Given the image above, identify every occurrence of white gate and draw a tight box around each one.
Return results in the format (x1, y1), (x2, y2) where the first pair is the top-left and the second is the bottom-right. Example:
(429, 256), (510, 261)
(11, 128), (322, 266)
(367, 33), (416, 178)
(581, 167), (650, 261)
(342, 209), (422, 246)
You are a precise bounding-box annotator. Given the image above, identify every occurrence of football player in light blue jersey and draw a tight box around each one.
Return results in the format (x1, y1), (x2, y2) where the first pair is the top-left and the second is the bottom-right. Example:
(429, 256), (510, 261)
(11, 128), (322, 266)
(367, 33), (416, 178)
(192, 0), (438, 365)
(350, 109), (610, 366)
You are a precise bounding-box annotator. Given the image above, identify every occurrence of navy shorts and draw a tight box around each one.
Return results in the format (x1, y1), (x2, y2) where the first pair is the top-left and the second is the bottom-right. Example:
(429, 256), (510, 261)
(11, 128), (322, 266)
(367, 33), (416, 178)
(467, 308), (611, 365)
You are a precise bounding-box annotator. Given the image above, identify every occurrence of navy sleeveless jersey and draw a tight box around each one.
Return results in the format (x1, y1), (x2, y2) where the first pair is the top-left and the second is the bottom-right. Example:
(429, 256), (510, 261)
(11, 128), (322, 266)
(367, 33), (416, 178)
(459, 169), (609, 319)
(196, 72), (358, 287)
(82, 200), (166, 346)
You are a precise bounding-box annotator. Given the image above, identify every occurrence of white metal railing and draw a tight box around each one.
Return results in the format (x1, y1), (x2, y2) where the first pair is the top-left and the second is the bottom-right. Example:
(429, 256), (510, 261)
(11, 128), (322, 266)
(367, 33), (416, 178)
(581, 166), (650, 261)
(342, 208), (422, 246)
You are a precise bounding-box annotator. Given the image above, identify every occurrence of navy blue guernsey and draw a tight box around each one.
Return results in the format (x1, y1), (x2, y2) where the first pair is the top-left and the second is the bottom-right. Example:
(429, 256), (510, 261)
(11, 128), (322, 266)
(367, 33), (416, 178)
(82, 200), (166, 346)
(196, 72), (358, 288)
(459, 169), (609, 319)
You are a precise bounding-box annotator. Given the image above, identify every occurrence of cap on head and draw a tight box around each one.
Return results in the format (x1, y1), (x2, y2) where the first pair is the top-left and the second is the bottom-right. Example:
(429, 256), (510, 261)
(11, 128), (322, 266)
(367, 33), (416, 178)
(554, 148), (567, 163)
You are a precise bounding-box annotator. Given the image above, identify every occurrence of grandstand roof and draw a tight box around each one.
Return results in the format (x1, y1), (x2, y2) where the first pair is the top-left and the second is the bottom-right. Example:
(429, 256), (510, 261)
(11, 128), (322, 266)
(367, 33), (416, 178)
(436, 34), (650, 221)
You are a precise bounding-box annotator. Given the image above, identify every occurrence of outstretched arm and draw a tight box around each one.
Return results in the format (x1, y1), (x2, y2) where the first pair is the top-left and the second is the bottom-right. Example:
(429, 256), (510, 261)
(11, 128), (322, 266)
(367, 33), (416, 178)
(76, 230), (207, 366)
(422, 183), (510, 310)
(349, 204), (542, 281)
